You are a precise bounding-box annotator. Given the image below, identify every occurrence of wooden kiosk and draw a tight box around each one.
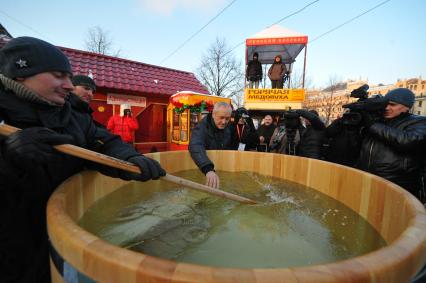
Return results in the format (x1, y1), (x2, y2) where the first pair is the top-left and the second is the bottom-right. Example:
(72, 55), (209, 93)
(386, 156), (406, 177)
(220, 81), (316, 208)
(167, 91), (231, 151)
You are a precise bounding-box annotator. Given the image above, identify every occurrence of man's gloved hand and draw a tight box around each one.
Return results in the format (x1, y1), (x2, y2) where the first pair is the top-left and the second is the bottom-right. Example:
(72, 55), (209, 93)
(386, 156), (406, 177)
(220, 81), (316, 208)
(122, 155), (166, 181)
(2, 127), (74, 170)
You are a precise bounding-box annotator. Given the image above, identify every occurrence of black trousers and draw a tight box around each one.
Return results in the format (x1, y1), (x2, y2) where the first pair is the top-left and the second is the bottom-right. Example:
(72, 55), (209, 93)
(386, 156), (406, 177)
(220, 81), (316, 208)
(271, 79), (283, 89)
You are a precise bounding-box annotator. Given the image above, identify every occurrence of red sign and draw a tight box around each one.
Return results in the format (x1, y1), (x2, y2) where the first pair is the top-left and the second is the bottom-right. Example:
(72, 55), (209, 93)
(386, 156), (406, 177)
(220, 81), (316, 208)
(107, 93), (147, 107)
(246, 36), (308, 46)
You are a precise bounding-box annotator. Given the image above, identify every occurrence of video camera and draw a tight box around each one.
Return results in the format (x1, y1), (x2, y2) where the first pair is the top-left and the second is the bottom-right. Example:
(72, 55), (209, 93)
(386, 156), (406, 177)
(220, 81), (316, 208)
(274, 110), (301, 155)
(234, 107), (249, 120)
(350, 84), (369, 101)
(234, 107), (255, 129)
(280, 110), (301, 130)
(342, 84), (388, 126)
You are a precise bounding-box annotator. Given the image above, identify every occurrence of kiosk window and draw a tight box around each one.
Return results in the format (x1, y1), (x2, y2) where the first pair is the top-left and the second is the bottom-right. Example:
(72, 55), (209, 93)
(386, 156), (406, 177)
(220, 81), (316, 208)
(180, 111), (188, 142)
(172, 112), (180, 141)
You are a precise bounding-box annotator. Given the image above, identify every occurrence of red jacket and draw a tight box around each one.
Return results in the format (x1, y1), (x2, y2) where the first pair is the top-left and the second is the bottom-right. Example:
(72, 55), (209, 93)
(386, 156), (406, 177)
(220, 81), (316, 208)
(107, 115), (139, 143)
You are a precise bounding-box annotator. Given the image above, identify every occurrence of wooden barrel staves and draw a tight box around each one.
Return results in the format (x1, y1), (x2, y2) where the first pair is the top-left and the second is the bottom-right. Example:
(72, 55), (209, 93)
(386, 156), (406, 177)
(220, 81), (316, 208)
(47, 150), (426, 283)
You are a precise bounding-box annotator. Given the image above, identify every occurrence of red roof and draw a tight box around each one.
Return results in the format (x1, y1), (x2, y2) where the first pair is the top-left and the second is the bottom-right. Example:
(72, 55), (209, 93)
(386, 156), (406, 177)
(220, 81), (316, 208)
(0, 37), (208, 96)
(61, 47), (209, 96)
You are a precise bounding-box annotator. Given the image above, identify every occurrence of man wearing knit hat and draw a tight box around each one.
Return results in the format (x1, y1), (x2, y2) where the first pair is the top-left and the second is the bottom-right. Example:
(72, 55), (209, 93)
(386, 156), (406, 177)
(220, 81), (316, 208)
(0, 37), (165, 282)
(357, 88), (426, 204)
(71, 74), (96, 104)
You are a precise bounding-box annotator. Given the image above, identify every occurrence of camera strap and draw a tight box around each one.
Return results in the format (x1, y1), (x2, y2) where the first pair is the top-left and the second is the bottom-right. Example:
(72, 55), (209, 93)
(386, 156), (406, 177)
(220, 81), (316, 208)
(236, 124), (246, 151)
(236, 124), (245, 141)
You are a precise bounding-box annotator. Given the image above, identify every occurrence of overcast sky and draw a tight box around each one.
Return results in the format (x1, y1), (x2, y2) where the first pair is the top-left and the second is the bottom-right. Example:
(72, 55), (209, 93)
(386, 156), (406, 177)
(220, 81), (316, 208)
(1, 0), (425, 88)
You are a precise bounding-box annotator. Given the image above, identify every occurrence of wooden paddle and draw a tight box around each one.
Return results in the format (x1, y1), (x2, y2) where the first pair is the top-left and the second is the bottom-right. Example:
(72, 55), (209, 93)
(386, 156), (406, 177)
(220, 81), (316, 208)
(0, 122), (257, 204)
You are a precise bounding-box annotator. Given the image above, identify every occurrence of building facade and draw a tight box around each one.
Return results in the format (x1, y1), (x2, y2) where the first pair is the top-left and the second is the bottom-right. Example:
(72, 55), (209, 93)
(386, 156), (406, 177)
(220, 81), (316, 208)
(303, 80), (396, 124)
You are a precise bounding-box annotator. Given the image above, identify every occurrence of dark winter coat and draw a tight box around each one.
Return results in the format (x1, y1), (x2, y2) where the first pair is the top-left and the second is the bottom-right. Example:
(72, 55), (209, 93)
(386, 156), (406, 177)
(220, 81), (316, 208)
(233, 118), (259, 151)
(246, 59), (263, 82)
(356, 112), (426, 199)
(257, 123), (277, 145)
(0, 77), (141, 283)
(67, 93), (105, 128)
(189, 114), (237, 174)
(67, 92), (94, 114)
(325, 118), (362, 167)
(297, 110), (326, 159)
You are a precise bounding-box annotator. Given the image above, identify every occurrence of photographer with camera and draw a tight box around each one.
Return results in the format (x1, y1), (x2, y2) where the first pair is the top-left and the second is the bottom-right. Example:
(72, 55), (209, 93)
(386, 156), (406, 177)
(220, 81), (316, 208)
(356, 88), (426, 204)
(107, 104), (139, 144)
(296, 109), (327, 159)
(269, 109), (325, 159)
(269, 110), (302, 155)
(232, 107), (259, 151)
(326, 84), (388, 167)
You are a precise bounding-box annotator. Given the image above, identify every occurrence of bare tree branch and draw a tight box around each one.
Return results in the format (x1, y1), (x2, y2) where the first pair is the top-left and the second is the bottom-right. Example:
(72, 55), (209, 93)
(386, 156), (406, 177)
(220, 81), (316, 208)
(321, 75), (346, 125)
(289, 69), (312, 89)
(85, 26), (121, 56)
(195, 37), (243, 105)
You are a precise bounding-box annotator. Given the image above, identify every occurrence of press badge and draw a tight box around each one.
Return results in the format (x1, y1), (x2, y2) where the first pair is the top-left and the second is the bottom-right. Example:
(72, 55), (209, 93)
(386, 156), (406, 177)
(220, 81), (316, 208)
(238, 143), (246, 151)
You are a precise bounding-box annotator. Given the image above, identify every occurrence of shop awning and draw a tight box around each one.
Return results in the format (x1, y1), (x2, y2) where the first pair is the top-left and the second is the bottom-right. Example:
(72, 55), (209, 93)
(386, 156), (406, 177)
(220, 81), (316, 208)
(246, 25), (308, 64)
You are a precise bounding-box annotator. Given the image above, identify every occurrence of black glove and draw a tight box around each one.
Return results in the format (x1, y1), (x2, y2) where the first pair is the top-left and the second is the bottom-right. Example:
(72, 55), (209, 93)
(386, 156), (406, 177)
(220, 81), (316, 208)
(122, 155), (166, 181)
(2, 127), (74, 170)
(360, 111), (376, 128)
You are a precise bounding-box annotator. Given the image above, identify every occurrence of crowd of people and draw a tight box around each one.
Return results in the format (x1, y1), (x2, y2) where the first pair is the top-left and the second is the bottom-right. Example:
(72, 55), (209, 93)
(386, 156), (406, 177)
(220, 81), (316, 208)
(189, 91), (426, 208)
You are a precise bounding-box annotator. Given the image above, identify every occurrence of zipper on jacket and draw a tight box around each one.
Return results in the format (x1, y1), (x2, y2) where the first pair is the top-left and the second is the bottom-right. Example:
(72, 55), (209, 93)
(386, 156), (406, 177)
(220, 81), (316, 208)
(367, 140), (374, 171)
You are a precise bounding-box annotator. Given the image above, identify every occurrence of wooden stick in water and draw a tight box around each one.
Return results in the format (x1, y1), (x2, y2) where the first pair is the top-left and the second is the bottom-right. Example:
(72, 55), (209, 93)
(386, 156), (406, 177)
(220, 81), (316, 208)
(0, 122), (257, 204)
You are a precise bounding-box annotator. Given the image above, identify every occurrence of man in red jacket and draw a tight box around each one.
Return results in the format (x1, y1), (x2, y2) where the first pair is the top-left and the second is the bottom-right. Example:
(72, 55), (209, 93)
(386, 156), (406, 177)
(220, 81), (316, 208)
(107, 104), (139, 144)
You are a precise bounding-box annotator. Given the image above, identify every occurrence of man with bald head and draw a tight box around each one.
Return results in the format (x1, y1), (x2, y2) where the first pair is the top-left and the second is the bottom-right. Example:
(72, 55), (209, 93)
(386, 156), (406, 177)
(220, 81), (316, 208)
(189, 102), (237, 188)
(257, 114), (276, 151)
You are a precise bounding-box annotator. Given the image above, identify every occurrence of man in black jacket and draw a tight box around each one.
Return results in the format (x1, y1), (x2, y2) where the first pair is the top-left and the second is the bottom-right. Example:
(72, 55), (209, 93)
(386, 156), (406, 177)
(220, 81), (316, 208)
(72, 74), (96, 104)
(257, 114), (276, 152)
(246, 52), (262, 88)
(0, 37), (165, 283)
(357, 88), (426, 203)
(269, 109), (325, 159)
(189, 102), (236, 189)
(68, 74), (106, 128)
(296, 109), (326, 160)
(325, 116), (363, 167)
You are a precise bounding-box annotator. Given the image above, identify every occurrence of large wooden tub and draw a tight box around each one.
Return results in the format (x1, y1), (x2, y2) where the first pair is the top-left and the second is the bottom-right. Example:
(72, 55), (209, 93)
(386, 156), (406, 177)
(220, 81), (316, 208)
(47, 151), (426, 283)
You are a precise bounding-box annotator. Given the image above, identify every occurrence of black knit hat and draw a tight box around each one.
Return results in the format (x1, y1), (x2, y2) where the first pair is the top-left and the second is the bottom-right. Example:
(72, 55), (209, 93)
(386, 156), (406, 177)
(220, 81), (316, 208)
(72, 75), (96, 91)
(385, 88), (415, 108)
(0, 36), (72, 79)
